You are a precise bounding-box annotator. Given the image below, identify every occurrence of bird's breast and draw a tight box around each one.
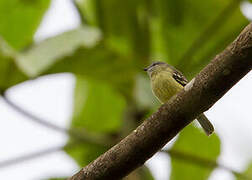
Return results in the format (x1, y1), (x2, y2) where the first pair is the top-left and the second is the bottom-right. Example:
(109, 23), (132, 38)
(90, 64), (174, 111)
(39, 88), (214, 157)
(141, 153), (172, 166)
(151, 72), (183, 103)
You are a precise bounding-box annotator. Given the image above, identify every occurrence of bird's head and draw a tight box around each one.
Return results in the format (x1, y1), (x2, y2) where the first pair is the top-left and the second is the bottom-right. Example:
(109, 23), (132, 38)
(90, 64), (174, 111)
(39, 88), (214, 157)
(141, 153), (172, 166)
(144, 61), (170, 77)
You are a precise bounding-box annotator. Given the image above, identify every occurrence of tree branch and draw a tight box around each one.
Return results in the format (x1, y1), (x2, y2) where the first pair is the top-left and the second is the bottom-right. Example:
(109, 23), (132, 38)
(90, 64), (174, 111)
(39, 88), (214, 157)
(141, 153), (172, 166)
(69, 23), (252, 180)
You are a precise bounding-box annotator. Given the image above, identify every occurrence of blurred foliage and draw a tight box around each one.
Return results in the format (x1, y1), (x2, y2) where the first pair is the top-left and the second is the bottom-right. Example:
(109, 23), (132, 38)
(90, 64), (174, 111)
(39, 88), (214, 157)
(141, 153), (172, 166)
(0, 38), (28, 90)
(65, 140), (107, 167)
(72, 76), (126, 132)
(0, 0), (250, 179)
(150, 0), (248, 78)
(123, 166), (155, 180)
(0, 0), (50, 50)
(76, 0), (151, 59)
(236, 162), (252, 180)
(169, 125), (220, 180)
(17, 26), (102, 77)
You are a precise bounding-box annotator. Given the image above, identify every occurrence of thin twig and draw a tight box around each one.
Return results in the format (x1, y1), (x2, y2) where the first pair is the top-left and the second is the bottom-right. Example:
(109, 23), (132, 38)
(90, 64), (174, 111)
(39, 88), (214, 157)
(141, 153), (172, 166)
(177, 0), (241, 70)
(0, 142), (80, 169)
(0, 144), (64, 169)
(1, 94), (112, 147)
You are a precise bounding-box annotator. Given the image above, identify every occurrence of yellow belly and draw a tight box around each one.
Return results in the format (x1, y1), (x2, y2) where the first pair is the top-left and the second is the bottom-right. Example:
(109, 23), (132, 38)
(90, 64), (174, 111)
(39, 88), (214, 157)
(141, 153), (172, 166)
(151, 72), (183, 103)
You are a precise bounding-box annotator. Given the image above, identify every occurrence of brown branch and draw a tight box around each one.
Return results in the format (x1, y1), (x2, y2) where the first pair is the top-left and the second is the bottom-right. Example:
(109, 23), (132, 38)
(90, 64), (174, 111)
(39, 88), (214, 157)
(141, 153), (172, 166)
(69, 22), (252, 180)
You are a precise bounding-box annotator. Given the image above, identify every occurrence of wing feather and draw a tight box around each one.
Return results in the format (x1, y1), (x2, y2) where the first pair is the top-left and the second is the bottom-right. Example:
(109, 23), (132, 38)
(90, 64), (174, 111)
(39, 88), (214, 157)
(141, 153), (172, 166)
(172, 69), (188, 87)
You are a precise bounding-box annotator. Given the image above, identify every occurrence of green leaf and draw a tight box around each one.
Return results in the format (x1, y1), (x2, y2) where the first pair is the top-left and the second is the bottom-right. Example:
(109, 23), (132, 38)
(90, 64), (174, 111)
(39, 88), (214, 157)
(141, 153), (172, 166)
(236, 162), (252, 180)
(0, 38), (28, 90)
(0, 0), (50, 50)
(17, 26), (136, 96)
(124, 166), (155, 180)
(138, 166), (155, 180)
(169, 124), (221, 180)
(65, 76), (127, 166)
(17, 26), (101, 77)
(72, 76), (126, 132)
(65, 140), (107, 167)
(45, 44), (137, 97)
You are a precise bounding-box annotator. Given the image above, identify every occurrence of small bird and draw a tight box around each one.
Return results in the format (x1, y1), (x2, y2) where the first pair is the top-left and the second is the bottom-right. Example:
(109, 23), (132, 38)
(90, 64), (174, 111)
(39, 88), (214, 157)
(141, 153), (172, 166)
(144, 61), (214, 136)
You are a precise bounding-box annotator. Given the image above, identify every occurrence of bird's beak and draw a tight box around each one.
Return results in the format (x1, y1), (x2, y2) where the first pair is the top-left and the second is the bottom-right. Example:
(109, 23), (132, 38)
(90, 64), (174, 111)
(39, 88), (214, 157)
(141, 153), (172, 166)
(144, 67), (148, 71)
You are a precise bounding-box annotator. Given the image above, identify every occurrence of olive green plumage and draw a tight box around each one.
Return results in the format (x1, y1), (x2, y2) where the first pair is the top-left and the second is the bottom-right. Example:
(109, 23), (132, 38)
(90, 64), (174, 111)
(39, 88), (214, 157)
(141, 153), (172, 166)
(144, 61), (214, 136)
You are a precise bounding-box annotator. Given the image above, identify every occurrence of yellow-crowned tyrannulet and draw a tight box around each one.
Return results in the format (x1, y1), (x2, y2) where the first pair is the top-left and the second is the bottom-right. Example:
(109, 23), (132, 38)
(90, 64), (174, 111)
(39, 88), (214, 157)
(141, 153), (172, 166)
(144, 61), (214, 136)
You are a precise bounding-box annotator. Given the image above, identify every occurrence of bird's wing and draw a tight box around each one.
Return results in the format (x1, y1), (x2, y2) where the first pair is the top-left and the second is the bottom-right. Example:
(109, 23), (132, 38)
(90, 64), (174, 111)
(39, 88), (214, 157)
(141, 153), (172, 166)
(172, 69), (188, 87)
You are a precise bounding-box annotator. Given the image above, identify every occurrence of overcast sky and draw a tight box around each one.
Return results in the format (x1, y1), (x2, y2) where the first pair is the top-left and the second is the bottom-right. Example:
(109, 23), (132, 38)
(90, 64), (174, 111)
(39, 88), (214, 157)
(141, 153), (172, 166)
(0, 0), (251, 180)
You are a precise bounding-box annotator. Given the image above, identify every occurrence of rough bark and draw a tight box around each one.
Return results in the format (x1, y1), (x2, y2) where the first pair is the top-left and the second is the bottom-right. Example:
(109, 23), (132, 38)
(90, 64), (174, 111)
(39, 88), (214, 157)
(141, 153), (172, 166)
(69, 23), (252, 180)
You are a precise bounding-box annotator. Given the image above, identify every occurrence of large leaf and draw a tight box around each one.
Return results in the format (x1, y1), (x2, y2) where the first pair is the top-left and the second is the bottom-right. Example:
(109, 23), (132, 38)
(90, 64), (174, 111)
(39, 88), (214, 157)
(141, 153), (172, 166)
(0, 26), (102, 90)
(150, 0), (248, 77)
(17, 26), (101, 77)
(0, 26), (102, 89)
(0, 38), (28, 90)
(45, 44), (137, 96)
(65, 76), (126, 166)
(0, 0), (50, 50)
(169, 125), (221, 180)
(16, 26), (136, 96)
(65, 140), (107, 167)
(72, 76), (126, 132)
(236, 162), (252, 180)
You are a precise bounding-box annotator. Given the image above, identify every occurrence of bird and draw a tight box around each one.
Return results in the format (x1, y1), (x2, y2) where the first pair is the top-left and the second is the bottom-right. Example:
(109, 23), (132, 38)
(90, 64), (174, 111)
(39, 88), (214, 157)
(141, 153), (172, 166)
(144, 61), (214, 136)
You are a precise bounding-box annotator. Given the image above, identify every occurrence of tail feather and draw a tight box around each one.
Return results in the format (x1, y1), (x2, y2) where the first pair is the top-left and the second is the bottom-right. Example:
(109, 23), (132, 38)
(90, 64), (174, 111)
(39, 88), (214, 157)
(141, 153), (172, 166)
(196, 113), (214, 136)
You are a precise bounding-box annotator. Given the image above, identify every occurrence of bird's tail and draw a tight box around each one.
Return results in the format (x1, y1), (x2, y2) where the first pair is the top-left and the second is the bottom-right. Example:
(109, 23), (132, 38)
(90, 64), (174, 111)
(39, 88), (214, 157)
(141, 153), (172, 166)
(196, 113), (214, 136)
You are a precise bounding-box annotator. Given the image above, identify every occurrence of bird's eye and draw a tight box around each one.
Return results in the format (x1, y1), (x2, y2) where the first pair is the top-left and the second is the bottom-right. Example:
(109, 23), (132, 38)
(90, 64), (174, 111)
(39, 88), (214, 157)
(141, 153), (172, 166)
(152, 62), (158, 66)
(150, 61), (163, 68)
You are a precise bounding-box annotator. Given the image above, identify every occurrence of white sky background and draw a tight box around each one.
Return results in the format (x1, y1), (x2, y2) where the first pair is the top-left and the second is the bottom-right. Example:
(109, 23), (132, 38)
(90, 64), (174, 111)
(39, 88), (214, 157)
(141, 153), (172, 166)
(0, 0), (251, 179)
